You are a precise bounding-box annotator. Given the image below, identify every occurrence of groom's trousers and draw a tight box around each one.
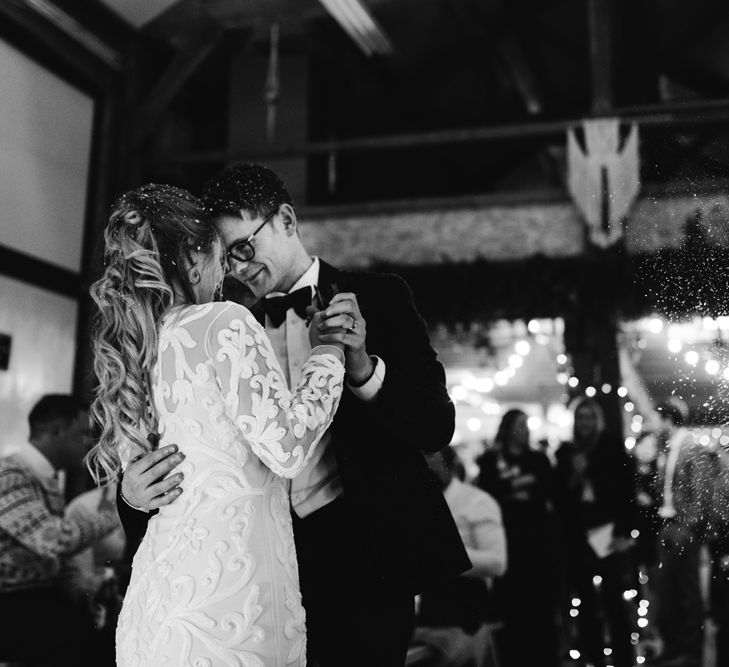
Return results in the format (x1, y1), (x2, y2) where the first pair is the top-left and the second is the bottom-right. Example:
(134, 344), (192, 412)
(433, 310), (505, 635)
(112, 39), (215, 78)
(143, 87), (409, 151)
(292, 495), (415, 667)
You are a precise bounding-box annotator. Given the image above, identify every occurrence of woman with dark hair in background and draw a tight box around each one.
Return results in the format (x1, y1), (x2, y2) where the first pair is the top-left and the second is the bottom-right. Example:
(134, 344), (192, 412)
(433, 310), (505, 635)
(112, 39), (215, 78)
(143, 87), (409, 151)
(554, 398), (636, 667)
(86, 184), (345, 666)
(476, 408), (560, 667)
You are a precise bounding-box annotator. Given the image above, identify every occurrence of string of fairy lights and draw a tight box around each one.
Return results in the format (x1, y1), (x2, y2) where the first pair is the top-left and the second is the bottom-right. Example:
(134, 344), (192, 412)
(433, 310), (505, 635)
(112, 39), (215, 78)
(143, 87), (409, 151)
(448, 322), (552, 436)
(448, 318), (640, 442)
(565, 570), (655, 665)
(450, 313), (729, 439)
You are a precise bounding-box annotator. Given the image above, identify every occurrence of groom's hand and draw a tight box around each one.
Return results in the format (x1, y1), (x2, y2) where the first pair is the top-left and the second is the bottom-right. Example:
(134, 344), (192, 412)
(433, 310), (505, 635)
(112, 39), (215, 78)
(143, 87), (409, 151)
(120, 445), (185, 511)
(318, 292), (373, 385)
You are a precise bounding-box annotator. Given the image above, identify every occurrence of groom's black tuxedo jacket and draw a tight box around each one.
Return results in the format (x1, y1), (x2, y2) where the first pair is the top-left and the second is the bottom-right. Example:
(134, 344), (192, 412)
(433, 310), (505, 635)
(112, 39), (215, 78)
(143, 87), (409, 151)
(118, 260), (470, 594)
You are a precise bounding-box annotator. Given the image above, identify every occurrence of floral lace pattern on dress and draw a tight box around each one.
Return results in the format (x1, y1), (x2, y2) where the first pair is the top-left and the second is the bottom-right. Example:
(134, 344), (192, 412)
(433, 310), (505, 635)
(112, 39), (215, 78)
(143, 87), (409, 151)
(116, 302), (343, 667)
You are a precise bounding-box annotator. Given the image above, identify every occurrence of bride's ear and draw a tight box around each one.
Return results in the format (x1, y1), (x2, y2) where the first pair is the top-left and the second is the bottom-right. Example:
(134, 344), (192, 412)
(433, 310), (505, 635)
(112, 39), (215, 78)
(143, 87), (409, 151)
(179, 242), (203, 285)
(181, 238), (205, 269)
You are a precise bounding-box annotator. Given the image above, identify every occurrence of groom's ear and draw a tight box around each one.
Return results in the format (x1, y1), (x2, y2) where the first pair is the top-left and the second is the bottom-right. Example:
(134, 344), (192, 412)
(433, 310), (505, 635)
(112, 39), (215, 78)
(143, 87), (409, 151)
(279, 204), (298, 237)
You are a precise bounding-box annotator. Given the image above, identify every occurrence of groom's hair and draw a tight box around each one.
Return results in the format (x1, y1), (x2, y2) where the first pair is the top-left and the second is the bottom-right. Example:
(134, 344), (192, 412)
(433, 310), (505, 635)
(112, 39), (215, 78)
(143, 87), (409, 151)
(201, 162), (293, 221)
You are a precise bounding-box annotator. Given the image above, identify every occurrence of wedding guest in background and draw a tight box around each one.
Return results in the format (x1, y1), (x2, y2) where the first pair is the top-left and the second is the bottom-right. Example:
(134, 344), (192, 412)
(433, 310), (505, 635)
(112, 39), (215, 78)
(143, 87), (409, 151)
(632, 431), (662, 574)
(649, 398), (713, 667)
(476, 408), (560, 667)
(415, 445), (507, 666)
(419, 445), (507, 632)
(554, 397), (636, 667)
(705, 434), (729, 667)
(63, 480), (126, 598)
(62, 480), (127, 664)
(713, 550), (729, 667)
(629, 430), (665, 660)
(0, 394), (119, 664)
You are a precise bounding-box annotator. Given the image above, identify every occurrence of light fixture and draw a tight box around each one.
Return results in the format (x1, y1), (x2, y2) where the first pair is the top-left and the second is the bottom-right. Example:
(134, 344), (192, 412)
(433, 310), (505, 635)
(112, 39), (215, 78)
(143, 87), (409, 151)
(648, 317), (663, 334)
(515, 340), (531, 356)
(318, 0), (394, 57)
(527, 416), (542, 430)
(667, 338), (682, 354)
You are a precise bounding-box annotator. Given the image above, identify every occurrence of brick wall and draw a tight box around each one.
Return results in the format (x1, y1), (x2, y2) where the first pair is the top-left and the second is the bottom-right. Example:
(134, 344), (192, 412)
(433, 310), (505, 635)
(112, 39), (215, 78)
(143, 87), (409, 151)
(298, 193), (729, 268)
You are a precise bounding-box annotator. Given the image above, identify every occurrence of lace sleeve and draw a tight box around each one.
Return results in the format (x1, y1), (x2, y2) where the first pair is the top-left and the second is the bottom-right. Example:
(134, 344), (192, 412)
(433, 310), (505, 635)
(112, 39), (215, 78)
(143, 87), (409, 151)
(207, 303), (345, 479)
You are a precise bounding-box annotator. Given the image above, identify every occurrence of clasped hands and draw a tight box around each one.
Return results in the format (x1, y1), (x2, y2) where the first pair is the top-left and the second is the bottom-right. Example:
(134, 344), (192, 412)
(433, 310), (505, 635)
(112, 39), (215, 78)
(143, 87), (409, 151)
(308, 291), (373, 385)
(121, 292), (371, 512)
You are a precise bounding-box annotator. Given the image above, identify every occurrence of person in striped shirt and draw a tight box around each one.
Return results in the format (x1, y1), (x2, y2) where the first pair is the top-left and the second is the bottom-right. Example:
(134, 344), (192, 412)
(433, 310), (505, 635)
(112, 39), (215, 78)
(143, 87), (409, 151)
(0, 394), (118, 664)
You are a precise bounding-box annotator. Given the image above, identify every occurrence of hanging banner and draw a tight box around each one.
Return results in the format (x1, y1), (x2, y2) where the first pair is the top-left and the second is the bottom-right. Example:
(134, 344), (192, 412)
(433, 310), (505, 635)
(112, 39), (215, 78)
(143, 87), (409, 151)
(567, 118), (640, 248)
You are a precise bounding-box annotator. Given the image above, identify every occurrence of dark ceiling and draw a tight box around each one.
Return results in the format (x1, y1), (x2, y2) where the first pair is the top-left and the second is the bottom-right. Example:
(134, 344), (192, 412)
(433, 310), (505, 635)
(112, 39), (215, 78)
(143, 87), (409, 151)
(46, 0), (729, 203)
(138, 0), (729, 203)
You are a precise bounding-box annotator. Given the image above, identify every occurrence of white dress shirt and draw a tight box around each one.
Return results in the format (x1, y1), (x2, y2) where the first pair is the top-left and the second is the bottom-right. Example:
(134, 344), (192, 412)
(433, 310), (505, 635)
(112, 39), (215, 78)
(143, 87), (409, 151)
(659, 426), (688, 519)
(265, 257), (385, 517)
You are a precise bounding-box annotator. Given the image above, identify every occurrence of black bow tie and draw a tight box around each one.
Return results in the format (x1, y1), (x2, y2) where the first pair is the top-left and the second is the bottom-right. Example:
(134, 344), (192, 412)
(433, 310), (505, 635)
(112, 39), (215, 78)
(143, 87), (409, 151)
(261, 287), (313, 327)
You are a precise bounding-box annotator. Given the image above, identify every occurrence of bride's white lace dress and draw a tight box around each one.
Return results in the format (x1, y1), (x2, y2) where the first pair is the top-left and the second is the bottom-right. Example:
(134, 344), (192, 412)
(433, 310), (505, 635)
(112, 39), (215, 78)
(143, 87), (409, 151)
(116, 302), (344, 667)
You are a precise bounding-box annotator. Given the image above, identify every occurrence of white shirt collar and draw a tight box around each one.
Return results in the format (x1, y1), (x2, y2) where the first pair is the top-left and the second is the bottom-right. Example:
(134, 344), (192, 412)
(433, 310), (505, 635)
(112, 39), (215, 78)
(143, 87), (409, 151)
(443, 477), (463, 503)
(14, 444), (56, 479)
(289, 257), (319, 293)
(266, 257), (319, 299)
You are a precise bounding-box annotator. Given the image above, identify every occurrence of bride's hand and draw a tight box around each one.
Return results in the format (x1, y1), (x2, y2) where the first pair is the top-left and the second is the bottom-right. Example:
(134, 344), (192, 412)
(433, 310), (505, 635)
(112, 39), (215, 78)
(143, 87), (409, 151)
(308, 309), (344, 352)
(316, 292), (371, 385)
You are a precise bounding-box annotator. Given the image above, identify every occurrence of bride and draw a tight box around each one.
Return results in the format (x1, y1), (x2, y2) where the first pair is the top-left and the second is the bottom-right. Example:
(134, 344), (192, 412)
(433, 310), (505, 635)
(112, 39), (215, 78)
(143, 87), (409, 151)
(86, 183), (344, 666)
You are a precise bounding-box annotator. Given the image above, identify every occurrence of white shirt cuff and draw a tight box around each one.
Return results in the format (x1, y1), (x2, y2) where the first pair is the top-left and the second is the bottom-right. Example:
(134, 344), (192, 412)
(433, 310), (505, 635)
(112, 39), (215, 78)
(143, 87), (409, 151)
(348, 356), (385, 402)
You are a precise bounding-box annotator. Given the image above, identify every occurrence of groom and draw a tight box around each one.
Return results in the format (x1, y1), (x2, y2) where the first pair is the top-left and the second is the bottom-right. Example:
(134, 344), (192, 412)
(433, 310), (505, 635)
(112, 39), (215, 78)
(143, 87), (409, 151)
(117, 163), (469, 666)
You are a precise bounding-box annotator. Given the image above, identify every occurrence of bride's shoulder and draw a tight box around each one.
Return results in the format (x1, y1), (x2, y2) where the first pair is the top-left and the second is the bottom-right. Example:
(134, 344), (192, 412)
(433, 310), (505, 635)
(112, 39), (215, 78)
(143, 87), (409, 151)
(202, 302), (262, 355)
(205, 300), (259, 329)
(172, 301), (256, 330)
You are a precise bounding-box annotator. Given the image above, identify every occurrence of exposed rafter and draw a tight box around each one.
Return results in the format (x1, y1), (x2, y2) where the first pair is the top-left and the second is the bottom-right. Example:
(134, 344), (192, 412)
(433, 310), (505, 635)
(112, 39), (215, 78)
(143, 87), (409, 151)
(587, 0), (613, 114)
(134, 18), (224, 145)
(151, 97), (729, 167)
(19, 0), (122, 69)
(318, 0), (394, 56)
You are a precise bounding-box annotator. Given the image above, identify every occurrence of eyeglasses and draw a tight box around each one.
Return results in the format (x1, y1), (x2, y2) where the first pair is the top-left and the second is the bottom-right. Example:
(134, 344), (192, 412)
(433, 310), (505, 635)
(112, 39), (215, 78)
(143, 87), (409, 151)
(226, 211), (275, 263)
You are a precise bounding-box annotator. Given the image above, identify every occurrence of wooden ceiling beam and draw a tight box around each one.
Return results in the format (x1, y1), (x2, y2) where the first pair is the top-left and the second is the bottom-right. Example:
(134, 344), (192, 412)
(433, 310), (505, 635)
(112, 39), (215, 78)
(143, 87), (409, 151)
(48, 0), (134, 53)
(587, 0), (613, 114)
(0, 0), (123, 88)
(151, 97), (729, 167)
(135, 18), (224, 145)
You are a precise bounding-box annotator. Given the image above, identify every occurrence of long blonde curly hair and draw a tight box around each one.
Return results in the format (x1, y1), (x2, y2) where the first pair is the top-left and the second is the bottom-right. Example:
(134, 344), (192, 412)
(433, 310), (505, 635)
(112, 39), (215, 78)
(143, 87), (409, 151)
(86, 184), (218, 484)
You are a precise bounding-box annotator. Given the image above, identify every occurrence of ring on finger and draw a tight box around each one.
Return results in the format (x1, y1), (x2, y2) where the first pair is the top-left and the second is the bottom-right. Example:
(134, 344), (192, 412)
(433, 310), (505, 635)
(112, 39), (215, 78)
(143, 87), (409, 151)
(346, 317), (358, 334)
